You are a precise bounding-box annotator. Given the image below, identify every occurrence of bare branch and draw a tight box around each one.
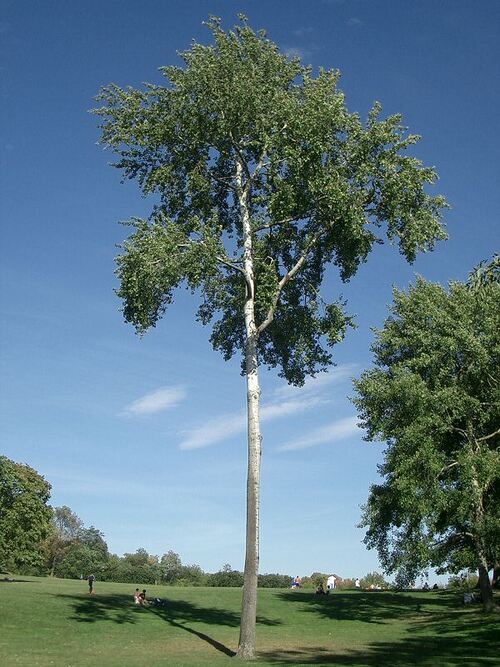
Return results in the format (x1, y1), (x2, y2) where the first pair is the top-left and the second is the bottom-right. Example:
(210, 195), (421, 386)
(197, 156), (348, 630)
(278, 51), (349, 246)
(438, 461), (459, 477)
(216, 255), (246, 277)
(477, 428), (500, 443)
(177, 241), (245, 277)
(257, 229), (326, 334)
(209, 172), (237, 190)
(254, 215), (305, 233)
(450, 426), (468, 437)
(255, 194), (331, 233)
(249, 145), (269, 184)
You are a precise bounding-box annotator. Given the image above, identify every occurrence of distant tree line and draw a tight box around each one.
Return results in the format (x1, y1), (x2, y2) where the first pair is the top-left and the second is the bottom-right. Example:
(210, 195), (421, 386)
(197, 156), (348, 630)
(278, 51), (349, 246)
(0, 462), (292, 586)
(43, 506), (293, 587)
(0, 458), (388, 588)
(302, 571), (389, 590)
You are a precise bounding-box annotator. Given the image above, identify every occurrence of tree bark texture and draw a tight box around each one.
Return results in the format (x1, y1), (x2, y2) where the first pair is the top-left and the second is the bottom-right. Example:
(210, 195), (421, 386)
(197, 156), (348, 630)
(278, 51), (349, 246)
(472, 476), (496, 611)
(236, 159), (262, 659)
(477, 561), (495, 613)
(469, 447), (496, 613)
(238, 333), (262, 659)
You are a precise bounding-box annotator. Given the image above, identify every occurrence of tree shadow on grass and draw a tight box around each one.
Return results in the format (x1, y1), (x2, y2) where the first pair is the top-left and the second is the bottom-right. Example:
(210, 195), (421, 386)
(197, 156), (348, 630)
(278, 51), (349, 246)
(259, 634), (498, 666)
(259, 591), (499, 666)
(57, 593), (281, 658)
(259, 626), (499, 666)
(276, 589), (461, 625)
(147, 604), (237, 657)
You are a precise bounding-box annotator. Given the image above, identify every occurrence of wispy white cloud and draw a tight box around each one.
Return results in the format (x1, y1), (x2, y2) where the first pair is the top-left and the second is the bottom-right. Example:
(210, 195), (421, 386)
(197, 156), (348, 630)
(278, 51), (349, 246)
(121, 385), (187, 416)
(283, 45), (313, 62)
(179, 411), (246, 451)
(178, 396), (329, 451)
(261, 396), (328, 421)
(178, 363), (358, 451)
(292, 27), (314, 38)
(272, 363), (359, 400)
(276, 415), (360, 452)
(347, 17), (363, 27)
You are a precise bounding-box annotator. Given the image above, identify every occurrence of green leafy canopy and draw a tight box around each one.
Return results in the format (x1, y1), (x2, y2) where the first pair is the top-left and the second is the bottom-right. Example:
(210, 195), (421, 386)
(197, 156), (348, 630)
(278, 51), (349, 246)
(0, 456), (52, 572)
(353, 261), (500, 585)
(94, 16), (448, 385)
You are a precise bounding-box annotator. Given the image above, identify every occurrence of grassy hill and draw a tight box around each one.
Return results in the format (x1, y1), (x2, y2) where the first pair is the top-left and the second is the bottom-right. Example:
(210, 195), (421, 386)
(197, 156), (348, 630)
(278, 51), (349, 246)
(0, 576), (498, 666)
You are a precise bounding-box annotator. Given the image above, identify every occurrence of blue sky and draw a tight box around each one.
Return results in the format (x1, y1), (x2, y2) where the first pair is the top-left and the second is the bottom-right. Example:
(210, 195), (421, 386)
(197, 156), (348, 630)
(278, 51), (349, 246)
(1, 0), (499, 582)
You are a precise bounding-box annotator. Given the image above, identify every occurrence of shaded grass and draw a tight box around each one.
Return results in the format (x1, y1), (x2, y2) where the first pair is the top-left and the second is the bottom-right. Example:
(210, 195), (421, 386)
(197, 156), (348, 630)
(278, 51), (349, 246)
(0, 577), (498, 666)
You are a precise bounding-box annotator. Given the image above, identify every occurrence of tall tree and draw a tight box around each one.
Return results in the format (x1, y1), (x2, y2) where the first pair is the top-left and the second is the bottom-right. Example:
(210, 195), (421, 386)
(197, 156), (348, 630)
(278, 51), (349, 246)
(160, 550), (183, 584)
(353, 259), (499, 612)
(45, 505), (84, 576)
(0, 456), (52, 573)
(44, 509), (110, 579)
(94, 17), (447, 657)
(79, 526), (109, 560)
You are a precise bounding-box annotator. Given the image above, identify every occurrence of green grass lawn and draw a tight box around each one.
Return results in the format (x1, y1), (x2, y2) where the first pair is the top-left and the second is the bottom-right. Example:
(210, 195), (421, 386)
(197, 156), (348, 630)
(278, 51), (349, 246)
(0, 576), (498, 666)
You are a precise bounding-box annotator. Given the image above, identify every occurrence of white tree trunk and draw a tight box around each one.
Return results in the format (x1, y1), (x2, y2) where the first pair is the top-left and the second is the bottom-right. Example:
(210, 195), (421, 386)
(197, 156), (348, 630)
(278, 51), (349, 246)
(238, 333), (262, 659)
(236, 159), (262, 660)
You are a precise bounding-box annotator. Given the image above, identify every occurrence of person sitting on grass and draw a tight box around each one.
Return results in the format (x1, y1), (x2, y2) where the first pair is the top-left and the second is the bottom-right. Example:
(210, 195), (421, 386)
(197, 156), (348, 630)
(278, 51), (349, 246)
(133, 589), (141, 605)
(138, 589), (148, 606)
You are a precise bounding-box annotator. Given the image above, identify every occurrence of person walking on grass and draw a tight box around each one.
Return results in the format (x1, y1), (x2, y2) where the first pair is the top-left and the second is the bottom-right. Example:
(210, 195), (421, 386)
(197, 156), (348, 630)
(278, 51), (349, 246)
(326, 574), (336, 592)
(87, 574), (95, 594)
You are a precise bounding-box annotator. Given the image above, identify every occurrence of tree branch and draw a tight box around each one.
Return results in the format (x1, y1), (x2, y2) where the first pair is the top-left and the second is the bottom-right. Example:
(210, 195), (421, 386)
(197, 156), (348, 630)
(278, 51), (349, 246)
(177, 241), (245, 277)
(216, 255), (246, 277)
(477, 428), (500, 443)
(450, 426), (468, 437)
(246, 124), (288, 187)
(254, 215), (304, 233)
(257, 229), (326, 334)
(229, 132), (251, 183)
(254, 194), (330, 233)
(249, 143), (270, 185)
(209, 171), (237, 190)
(438, 461), (459, 477)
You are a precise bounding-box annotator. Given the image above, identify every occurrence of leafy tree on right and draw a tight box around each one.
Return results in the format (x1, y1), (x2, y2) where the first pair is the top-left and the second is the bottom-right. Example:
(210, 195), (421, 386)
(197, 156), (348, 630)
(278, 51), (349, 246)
(353, 256), (499, 612)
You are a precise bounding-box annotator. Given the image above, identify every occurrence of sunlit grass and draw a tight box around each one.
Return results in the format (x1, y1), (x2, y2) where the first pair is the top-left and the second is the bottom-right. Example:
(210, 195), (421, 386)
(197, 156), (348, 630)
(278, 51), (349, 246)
(0, 576), (498, 666)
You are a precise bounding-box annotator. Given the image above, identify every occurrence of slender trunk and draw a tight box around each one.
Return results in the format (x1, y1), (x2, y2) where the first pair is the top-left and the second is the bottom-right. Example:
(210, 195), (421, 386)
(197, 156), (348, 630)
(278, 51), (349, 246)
(238, 333), (262, 659)
(50, 554), (57, 577)
(236, 158), (262, 660)
(470, 464), (496, 613)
